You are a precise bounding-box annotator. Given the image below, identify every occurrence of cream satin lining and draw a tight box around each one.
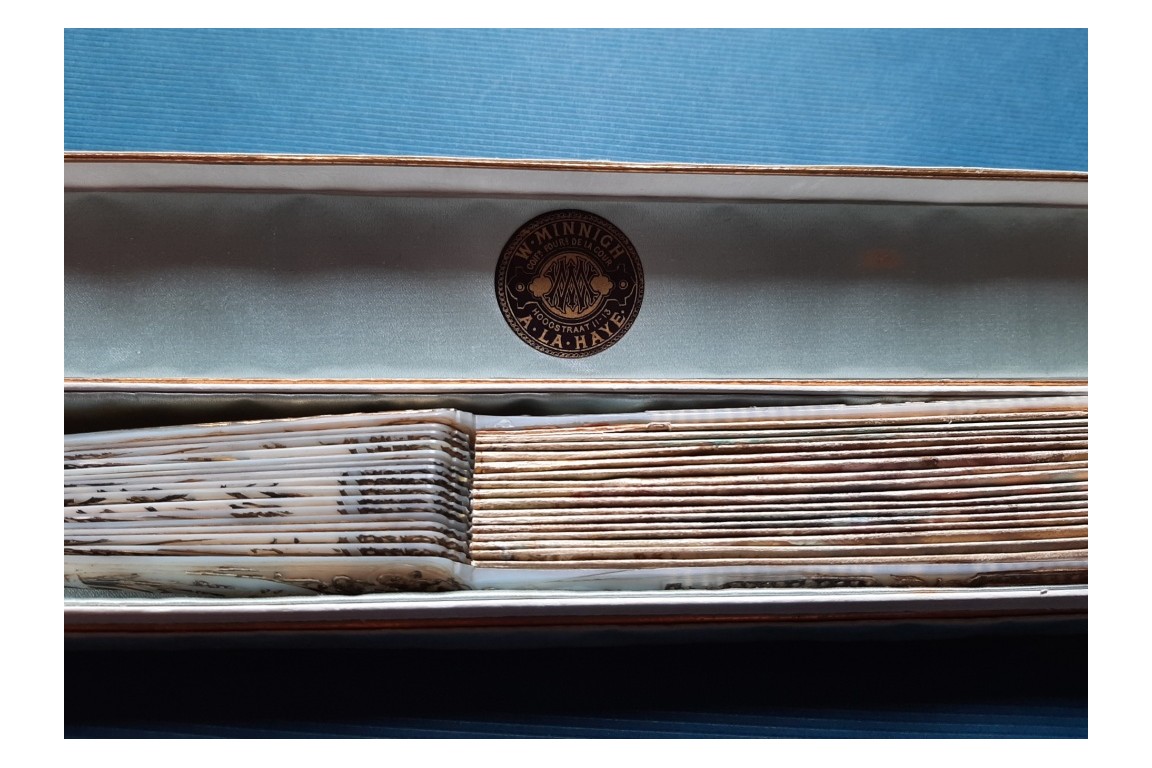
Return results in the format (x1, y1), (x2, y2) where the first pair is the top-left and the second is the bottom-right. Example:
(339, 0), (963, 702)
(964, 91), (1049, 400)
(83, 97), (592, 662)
(65, 192), (1087, 381)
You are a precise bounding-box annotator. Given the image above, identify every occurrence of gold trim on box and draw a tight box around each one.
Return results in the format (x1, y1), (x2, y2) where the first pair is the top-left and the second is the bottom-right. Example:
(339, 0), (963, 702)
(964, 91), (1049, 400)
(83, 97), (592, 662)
(64, 584), (1088, 635)
(64, 378), (1089, 395)
(63, 152), (1088, 182)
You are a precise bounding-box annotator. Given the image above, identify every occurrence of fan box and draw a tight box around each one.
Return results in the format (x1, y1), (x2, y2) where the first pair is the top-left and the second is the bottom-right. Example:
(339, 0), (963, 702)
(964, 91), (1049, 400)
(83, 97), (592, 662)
(64, 153), (1087, 644)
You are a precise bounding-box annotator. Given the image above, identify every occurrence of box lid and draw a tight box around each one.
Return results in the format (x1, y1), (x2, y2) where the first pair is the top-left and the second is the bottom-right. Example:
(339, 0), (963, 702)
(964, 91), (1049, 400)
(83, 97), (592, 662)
(65, 154), (1087, 384)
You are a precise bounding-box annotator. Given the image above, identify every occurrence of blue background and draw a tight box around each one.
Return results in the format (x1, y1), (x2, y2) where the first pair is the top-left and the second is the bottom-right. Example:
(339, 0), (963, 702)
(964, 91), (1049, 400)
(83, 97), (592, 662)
(65, 28), (1087, 170)
(64, 28), (1088, 739)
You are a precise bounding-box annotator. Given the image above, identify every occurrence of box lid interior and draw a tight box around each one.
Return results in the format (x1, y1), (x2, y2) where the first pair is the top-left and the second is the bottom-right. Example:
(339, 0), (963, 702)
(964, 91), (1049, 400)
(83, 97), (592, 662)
(65, 156), (1087, 383)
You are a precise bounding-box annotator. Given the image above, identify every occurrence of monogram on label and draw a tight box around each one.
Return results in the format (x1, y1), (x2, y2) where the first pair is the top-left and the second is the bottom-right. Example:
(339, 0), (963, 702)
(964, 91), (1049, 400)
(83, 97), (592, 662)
(496, 210), (643, 358)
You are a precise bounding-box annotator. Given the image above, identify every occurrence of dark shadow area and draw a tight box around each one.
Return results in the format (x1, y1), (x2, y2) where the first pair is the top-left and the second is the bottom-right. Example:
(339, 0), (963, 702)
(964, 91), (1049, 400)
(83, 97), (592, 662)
(66, 628), (1087, 737)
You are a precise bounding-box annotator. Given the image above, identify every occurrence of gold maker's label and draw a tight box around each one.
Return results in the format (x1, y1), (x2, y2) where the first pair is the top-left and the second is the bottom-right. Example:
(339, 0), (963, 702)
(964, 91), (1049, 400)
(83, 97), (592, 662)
(495, 210), (644, 358)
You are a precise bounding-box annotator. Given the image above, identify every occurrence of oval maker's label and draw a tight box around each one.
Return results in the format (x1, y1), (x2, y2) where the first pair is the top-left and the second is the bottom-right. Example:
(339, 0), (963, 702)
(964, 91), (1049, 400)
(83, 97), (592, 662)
(495, 210), (644, 358)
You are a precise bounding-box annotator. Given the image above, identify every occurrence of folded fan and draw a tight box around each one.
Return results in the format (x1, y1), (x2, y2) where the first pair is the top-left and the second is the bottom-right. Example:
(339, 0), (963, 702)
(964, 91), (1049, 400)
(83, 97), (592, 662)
(64, 398), (1087, 595)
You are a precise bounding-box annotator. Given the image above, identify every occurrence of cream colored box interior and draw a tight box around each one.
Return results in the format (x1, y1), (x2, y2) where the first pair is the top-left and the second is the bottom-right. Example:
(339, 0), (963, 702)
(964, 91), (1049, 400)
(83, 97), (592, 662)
(64, 155), (1087, 633)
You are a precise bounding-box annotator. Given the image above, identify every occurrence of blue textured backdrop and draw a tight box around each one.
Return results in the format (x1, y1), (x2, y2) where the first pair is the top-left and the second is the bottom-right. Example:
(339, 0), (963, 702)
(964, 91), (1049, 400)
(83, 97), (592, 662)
(64, 28), (1087, 170)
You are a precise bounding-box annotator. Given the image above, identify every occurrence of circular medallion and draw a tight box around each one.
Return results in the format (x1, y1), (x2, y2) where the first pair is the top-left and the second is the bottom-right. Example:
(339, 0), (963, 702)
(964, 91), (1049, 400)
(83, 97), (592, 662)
(495, 210), (644, 358)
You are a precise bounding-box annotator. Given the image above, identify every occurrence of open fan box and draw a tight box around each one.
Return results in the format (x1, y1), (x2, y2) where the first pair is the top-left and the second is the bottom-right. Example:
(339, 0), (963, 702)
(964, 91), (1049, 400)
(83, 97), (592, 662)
(64, 154), (1087, 644)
